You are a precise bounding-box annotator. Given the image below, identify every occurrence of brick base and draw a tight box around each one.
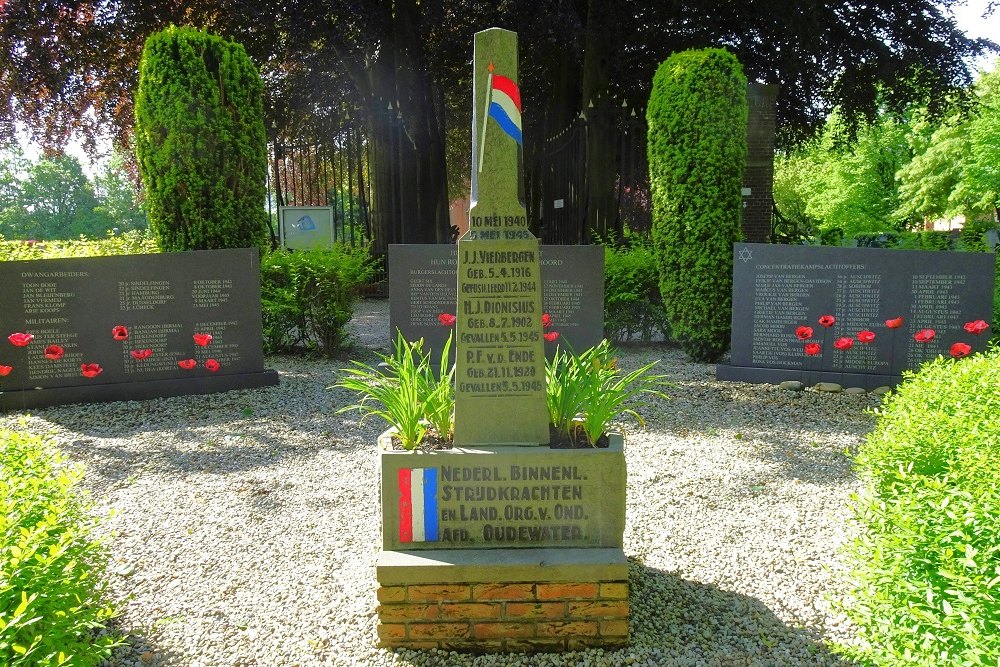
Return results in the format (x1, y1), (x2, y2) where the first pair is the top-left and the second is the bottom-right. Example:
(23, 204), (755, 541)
(375, 549), (629, 652)
(376, 579), (628, 652)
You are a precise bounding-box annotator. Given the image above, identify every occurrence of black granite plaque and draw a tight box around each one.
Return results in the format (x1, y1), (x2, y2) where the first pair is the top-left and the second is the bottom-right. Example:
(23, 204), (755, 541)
(717, 243), (996, 388)
(0, 248), (279, 409)
(389, 244), (603, 357)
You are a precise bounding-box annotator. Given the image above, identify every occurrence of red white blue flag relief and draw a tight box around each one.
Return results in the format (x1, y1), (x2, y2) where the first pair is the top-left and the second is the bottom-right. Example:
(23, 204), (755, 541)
(488, 72), (522, 145)
(398, 467), (439, 543)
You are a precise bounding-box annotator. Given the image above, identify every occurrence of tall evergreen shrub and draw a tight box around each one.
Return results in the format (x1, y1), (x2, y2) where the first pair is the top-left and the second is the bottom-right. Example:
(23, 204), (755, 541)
(646, 48), (747, 362)
(135, 26), (268, 252)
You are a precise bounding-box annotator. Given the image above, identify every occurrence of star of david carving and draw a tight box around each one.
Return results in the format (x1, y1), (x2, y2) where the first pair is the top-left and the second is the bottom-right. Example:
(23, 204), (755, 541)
(738, 247), (753, 263)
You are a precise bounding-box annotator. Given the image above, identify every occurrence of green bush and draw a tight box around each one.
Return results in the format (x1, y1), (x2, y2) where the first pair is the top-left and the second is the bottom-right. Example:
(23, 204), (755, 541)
(260, 245), (377, 356)
(841, 349), (1000, 666)
(134, 26), (269, 252)
(0, 427), (118, 665)
(602, 235), (669, 343)
(646, 48), (747, 362)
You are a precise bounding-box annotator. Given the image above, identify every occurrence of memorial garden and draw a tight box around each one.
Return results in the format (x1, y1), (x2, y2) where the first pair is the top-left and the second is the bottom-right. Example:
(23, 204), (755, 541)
(2, 3), (1000, 667)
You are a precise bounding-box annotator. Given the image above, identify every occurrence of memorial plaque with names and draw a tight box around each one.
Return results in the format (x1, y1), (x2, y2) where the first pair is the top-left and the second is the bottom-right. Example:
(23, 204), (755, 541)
(379, 436), (625, 551)
(388, 244), (603, 359)
(0, 248), (278, 410)
(717, 243), (996, 388)
(453, 28), (548, 445)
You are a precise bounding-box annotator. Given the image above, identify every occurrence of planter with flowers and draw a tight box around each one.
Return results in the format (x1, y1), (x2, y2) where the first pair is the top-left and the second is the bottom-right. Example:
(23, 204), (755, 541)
(335, 323), (668, 552)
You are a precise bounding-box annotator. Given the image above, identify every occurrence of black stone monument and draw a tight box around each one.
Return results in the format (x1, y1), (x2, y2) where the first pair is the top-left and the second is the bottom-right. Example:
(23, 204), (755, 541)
(717, 243), (996, 388)
(0, 248), (279, 409)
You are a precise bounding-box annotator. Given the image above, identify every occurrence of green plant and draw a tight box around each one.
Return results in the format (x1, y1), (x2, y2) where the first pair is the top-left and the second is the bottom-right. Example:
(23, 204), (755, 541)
(334, 331), (454, 450)
(134, 26), (269, 252)
(546, 340), (669, 446)
(0, 231), (157, 261)
(260, 245), (377, 356)
(602, 234), (670, 343)
(839, 347), (1000, 666)
(0, 426), (119, 665)
(646, 48), (747, 362)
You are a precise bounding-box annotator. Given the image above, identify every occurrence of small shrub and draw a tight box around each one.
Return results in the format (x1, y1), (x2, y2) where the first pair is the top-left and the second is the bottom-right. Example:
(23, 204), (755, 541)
(840, 348), (1000, 666)
(602, 235), (670, 343)
(260, 245), (377, 356)
(0, 427), (118, 665)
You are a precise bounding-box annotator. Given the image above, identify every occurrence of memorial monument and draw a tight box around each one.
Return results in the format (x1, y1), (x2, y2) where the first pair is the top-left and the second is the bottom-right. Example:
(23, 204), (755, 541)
(374, 29), (628, 653)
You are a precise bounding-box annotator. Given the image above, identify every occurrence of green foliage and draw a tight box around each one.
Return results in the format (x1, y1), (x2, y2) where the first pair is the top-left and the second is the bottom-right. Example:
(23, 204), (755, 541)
(602, 233), (670, 343)
(0, 231), (157, 260)
(966, 66), (1000, 216)
(545, 340), (669, 446)
(259, 245), (377, 356)
(647, 48), (747, 362)
(135, 26), (269, 252)
(0, 427), (119, 665)
(334, 331), (454, 450)
(840, 349), (1000, 666)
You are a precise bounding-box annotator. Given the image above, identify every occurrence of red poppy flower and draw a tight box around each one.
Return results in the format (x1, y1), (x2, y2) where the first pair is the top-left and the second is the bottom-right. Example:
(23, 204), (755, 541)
(543, 331), (560, 342)
(204, 358), (221, 372)
(795, 326), (813, 340)
(857, 330), (875, 343)
(7, 332), (33, 346)
(44, 344), (64, 360)
(192, 333), (213, 347)
(111, 325), (129, 341)
(950, 342), (972, 358)
(130, 349), (153, 360)
(818, 315), (836, 327)
(804, 342), (821, 355)
(437, 313), (456, 327)
(914, 329), (936, 342)
(834, 337), (854, 350)
(178, 358), (198, 370)
(80, 363), (103, 378)
(885, 317), (904, 329)
(0, 365), (12, 376)
(964, 319), (990, 335)
(542, 313), (553, 328)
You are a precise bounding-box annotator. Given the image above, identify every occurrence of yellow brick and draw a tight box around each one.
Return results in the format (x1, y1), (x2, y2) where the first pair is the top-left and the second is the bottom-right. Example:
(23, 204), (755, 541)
(600, 619), (630, 637)
(376, 623), (405, 641)
(567, 638), (609, 650)
(536, 582), (598, 600)
(439, 602), (502, 620)
(473, 622), (536, 639)
(376, 586), (407, 603)
(505, 601), (567, 620)
(473, 583), (534, 600)
(408, 584), (471, 602)
(407, 622), (470, 639)
(567, 600), (629, 619)
(377, 604), (438, 622)
(536, 620), (599, 637)
(599, 582), (629, 600)
(505, 638), (565, 652)
(440, 640), (505, 652)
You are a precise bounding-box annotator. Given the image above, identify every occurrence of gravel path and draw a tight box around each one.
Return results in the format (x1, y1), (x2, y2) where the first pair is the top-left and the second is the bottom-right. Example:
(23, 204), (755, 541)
(2, 299), (879, 667)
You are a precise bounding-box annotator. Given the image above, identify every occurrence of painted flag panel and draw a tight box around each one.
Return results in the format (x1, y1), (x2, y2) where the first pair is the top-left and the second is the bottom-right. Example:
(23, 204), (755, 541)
(397, 467), (439, 543)
(488, 73), (523, 145)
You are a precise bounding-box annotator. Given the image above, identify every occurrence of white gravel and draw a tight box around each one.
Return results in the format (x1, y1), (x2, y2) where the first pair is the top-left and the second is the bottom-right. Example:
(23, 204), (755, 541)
(2, 298), (878, 667)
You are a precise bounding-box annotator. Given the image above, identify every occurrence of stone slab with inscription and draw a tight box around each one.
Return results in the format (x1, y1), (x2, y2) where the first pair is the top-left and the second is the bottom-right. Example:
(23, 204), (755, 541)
(453, 28), (548, 446)
(388, 244), (603, 358)
(717, 243), (996, 388)
(379, 431), (625, 551)
(0, 248), (278, 410)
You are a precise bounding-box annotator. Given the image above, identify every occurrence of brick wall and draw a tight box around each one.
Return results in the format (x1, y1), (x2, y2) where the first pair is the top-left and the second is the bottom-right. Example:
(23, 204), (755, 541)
(742, 83), (779, 243)
(376, 579), (629, 652)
